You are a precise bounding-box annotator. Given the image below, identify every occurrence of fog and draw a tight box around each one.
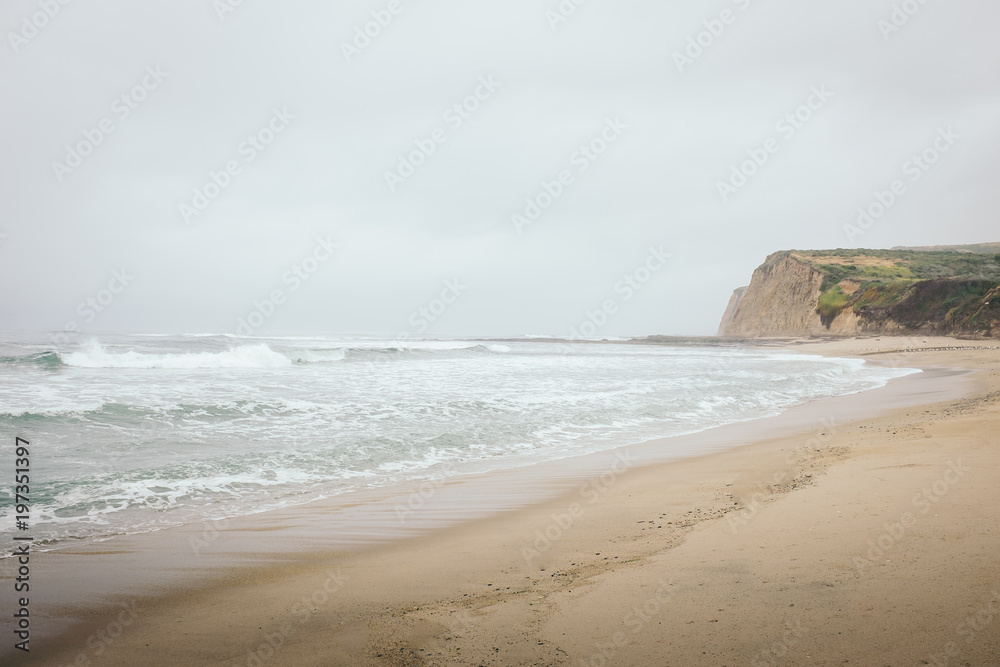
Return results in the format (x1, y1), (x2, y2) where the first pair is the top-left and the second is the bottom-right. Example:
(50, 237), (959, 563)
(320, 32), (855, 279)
(2, 0), (998, 337)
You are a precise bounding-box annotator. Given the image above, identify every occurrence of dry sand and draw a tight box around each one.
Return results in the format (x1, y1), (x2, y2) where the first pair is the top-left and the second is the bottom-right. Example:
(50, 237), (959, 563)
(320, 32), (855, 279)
(21, 337), (1000, 666)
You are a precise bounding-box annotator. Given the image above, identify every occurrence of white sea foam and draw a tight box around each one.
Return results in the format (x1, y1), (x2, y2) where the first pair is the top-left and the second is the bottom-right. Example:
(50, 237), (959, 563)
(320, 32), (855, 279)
(381, 340), (479, 351)
(61, 341), (293, 369)
(0, 335), (919, 556)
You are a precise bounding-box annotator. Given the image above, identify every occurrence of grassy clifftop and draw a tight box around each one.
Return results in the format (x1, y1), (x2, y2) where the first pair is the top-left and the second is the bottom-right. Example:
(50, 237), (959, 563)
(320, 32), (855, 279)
(891, 242), (1000, 255)
(784, 247), (1000, 335)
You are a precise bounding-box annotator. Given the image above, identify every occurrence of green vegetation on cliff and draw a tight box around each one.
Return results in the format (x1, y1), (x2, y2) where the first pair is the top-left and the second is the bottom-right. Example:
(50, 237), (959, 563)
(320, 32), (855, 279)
(783, 247), (1000, 336)
(816, 286), (850, 324)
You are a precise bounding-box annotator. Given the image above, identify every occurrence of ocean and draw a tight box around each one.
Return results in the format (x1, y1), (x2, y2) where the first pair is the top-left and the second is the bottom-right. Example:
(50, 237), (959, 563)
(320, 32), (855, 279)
(0, 334), (916, 556)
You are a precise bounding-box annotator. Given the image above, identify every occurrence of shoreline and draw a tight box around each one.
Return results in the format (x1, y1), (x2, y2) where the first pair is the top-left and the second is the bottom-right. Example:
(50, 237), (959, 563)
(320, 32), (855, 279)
(1, 341), (933, 557)
(7, 336), (999, 665)
(1, 337), (906, 561)
(4, 343), (932, 563)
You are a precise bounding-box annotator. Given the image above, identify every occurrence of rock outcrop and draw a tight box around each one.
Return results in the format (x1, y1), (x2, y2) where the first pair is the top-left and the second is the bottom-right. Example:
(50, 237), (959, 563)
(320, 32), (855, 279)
(719, 248), (1000, 338)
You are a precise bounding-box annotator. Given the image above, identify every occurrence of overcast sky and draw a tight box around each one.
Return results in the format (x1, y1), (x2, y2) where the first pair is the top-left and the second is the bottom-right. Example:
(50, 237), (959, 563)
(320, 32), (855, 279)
(2, 0), (998, 338)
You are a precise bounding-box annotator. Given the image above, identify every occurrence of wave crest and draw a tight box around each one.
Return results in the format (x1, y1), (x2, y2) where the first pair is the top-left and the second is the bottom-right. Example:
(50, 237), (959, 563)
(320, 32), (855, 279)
(60, 342), (293, 369)
(0, 351), (65, 368)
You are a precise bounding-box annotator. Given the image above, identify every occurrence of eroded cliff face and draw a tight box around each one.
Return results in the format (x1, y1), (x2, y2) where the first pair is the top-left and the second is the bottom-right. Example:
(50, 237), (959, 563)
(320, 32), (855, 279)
(718, 252), (858, 337)
(718, 248), (1000, 338)
(717, 286), (746, 334)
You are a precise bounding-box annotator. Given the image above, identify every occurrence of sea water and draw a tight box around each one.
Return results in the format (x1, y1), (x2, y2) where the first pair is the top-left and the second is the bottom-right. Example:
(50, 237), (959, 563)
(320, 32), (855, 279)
(0, 334), (915, 555)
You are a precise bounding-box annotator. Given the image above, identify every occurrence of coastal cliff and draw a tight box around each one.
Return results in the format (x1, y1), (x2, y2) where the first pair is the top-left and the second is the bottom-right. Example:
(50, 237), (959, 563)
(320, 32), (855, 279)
(719, 246), (1000, 338)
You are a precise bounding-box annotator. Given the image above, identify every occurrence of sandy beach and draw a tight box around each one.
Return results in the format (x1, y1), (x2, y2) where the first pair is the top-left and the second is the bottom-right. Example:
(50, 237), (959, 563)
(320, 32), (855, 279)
(8, 2), (999, 663)
(17, 336), (1000, 666)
